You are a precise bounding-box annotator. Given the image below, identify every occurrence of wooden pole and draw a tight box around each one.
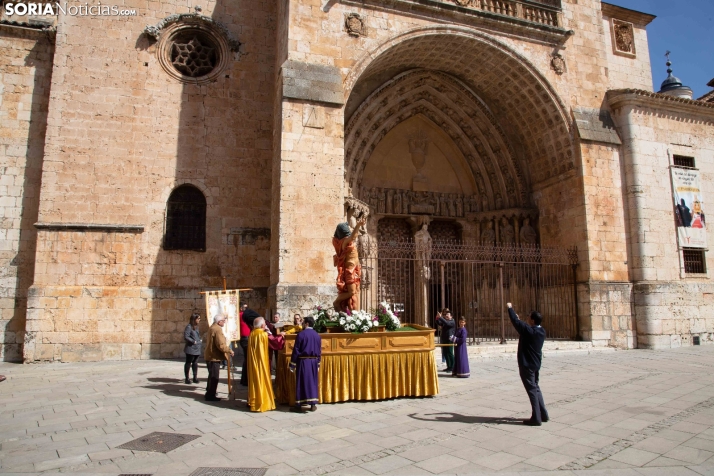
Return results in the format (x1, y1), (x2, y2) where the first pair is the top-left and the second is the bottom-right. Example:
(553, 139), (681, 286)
(226, 352), (232, 398)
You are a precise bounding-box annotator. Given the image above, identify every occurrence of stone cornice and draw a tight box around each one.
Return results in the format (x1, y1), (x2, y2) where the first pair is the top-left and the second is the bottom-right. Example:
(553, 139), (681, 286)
(35, 223), (144, 233)
(601, 2), (656, 26)
(607, 89), (714, 121)
(0, 20), (56, 42)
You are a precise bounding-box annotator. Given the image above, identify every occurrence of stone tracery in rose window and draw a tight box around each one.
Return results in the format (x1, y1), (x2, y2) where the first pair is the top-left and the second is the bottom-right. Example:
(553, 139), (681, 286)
(170, 35), (217, 78)
(144, 12), (240, 84)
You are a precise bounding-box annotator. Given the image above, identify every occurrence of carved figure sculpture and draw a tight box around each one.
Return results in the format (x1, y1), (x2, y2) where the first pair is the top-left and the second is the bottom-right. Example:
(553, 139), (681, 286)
(332, 218), (366, 313)
(414, 223), (433, 262)
(386, 189), (394, 214)
(480, 221), (496, 245)
(520, 218), (537, 245)
(394, 190), (402, 215)
(368, 187), (379, 212)
(456, 196), (464, 216)
(377, 189), (386, 214)
(495, 193), (503, 210)
(500, 217), (515, 244)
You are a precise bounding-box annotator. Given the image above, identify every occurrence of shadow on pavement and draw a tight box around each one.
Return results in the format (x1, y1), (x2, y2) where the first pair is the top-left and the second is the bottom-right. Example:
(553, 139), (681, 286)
(143, 377), (295, 413)
(407, 412), (524, 425)
(144, 376), (249, 409)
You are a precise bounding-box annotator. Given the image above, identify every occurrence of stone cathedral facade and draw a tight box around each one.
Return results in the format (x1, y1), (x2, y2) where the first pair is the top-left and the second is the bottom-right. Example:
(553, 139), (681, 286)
(1, 0), (713, 362)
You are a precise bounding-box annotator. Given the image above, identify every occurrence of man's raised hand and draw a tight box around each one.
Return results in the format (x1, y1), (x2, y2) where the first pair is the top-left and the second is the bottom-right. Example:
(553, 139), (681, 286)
(506, 302), (512, 308)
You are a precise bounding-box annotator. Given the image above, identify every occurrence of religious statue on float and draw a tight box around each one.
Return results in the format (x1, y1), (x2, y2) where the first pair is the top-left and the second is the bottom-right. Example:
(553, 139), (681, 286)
(332, 217), (366, 313)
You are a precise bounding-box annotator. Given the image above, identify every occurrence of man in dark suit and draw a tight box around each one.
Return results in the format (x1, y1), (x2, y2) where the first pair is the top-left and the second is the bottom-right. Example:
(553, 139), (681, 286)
(507, 302), (549, 426)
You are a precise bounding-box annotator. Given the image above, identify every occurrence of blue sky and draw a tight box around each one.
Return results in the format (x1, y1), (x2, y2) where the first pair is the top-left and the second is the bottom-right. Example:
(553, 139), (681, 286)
(612, 0), (713, 98)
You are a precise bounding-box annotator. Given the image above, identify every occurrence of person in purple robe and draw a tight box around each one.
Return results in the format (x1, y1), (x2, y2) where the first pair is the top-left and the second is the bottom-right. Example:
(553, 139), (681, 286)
(289, 315), (322, 412)
(450, 317), (470, 378)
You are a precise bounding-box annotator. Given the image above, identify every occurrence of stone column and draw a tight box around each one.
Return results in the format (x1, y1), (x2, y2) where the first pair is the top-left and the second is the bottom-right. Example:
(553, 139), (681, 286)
(269, 61), (345, 317)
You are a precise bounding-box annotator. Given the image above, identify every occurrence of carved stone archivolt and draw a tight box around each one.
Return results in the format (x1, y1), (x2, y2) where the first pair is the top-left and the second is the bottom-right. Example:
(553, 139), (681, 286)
(144, 11), (240, 84)
(344, 30), (576, 186)
(346, 70), (530, 211)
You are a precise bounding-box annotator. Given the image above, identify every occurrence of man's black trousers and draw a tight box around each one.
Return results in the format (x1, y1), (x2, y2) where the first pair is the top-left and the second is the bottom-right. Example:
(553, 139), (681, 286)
(205, 361), (221, 399)
(519, 366), (548, 423)
(239, 337), (249, 386)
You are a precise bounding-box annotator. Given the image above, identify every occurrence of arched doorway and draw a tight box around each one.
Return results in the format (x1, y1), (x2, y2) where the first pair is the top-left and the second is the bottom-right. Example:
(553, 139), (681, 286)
(346, 30), (581, 339)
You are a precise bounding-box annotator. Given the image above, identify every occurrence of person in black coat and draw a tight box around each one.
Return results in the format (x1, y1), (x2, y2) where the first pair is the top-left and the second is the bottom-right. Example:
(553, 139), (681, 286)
(240, 308), (261, 386)
(507, 302), (549, 426)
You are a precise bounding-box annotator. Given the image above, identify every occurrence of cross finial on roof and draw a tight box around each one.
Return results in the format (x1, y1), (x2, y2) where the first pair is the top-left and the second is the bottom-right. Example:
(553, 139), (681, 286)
(665, 50), (672, 74)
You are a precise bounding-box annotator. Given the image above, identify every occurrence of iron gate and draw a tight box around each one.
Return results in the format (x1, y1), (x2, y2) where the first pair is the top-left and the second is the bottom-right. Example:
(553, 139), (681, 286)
(359, 240), (579, 342)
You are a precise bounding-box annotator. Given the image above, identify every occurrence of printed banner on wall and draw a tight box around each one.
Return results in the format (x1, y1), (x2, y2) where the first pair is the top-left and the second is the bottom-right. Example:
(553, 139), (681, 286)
(205, 290), (240, 342)
(672, 167), (707, 248)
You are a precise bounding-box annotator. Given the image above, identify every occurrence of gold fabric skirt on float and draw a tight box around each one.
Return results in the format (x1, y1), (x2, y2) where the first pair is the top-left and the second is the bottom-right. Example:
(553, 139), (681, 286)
(276, 327), (439, 405)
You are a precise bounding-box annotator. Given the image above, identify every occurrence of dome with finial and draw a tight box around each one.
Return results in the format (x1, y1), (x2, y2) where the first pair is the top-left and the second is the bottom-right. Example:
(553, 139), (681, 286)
(658, 52), (693, 99)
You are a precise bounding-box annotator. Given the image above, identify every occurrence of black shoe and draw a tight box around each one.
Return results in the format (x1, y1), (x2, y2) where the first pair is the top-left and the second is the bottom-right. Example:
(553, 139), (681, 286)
(205, 396), (222, 402)
(523, 419), (542, 426)
(184, 378), (191, 384)
(542, 417), (549, 423)
(310, 405), (317, 412)
(291, 406), (306, 413)
(444, 368), (453, 373)
(192, 377), (199, 384)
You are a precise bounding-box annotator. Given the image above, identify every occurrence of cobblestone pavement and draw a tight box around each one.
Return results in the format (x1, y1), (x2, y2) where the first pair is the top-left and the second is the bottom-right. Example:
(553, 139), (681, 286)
(2, 347), (714, 476)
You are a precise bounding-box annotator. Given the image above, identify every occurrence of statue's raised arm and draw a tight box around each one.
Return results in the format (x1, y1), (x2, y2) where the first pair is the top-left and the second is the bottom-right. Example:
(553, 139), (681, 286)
(332, 217), (366, 313)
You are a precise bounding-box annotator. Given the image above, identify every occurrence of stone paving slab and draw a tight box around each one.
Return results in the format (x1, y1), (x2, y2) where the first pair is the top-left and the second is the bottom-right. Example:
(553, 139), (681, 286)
(2, 347), (714, 475)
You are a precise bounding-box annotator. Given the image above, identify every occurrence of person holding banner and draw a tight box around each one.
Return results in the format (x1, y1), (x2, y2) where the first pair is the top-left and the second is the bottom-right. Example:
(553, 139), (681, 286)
(204, 314), (234, 401)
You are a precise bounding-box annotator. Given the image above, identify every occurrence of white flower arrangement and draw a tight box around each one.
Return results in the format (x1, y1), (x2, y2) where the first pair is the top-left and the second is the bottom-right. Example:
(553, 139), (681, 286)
(338, 309), (376, 333)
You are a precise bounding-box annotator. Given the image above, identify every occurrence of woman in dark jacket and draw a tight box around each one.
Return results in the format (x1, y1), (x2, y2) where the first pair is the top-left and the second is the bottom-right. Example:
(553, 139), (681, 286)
(184, 313), (202, 384)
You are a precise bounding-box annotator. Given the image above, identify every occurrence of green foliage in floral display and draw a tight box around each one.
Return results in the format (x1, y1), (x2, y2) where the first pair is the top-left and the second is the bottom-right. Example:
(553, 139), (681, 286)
(309, 306), (338, 333)
(373, 301), (402, 331)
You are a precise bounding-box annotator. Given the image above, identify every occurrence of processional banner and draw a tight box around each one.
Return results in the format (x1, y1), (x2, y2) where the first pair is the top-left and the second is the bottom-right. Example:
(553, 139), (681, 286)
(672, 167), (707, 248)
(204, 290), (240, 342)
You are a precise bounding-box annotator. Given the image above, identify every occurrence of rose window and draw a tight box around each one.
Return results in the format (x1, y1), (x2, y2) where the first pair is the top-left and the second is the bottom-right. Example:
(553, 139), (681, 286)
(170, 34), (217, 78)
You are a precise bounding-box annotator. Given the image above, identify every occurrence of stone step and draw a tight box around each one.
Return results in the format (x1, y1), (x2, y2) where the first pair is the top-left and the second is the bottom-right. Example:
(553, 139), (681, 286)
(435, 340), (617, 362)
